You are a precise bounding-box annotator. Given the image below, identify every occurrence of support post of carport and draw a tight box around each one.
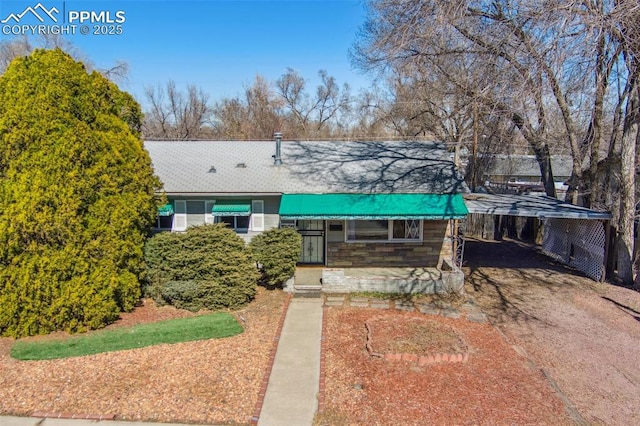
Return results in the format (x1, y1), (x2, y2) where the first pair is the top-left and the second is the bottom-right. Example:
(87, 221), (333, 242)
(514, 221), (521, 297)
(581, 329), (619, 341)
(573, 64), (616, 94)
(452, 219), (458, 266)
(602, 220), (611, 283)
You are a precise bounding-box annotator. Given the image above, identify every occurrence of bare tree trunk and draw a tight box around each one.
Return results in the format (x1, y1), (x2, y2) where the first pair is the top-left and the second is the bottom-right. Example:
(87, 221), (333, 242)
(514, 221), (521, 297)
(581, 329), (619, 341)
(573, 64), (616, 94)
(618, 84), (638, 285)
(585, 31), (609, 207)
(510, 112), (557, 198)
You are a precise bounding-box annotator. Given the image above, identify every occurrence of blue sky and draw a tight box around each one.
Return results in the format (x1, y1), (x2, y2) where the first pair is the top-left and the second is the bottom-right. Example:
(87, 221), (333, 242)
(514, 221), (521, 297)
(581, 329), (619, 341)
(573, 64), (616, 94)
(0, 0), (372, 107)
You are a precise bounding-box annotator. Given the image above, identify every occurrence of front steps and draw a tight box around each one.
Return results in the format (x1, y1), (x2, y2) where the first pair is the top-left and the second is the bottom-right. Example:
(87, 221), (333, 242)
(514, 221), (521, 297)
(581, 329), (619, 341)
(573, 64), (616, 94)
(293, 285), (322, 298)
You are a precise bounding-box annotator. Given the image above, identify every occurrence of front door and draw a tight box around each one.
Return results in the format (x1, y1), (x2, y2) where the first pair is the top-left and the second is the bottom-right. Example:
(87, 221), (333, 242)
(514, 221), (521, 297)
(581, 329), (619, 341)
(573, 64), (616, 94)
(297, 220), (325, 264)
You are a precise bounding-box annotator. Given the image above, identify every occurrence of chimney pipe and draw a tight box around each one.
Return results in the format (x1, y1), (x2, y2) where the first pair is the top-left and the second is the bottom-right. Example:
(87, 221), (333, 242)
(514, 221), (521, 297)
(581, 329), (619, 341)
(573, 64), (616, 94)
(273, 132), (283, 166)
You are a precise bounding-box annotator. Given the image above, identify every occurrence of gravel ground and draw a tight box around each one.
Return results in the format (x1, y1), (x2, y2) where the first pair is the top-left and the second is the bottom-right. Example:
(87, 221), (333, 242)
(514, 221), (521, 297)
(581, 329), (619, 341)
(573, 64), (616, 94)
(464, 237), (640, 425)
(0, 287), (287, 425)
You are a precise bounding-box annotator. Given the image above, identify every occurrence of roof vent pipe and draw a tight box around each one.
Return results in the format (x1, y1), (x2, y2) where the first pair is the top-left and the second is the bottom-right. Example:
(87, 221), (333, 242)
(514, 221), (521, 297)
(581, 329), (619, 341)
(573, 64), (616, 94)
(273, 132), (283, 166)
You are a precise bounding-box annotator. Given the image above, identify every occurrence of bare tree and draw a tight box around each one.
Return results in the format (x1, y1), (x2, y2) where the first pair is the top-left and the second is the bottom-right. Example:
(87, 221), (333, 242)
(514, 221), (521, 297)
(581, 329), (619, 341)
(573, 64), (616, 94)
(244, 75), (283, 139)
(315, 70), (352, 135)
(212, 97), (249, 140)
(1, 35), (129, 83)
(350, 86), (394, 139)
(354, 0), (639, 283)
(0, 37), (32, 73)
(276, 68), (352, 139)
(99, 61), (129, 83)
(143, 80), (213, 140)
(276, 68), (313, 136)
(211, 75), (282, 140)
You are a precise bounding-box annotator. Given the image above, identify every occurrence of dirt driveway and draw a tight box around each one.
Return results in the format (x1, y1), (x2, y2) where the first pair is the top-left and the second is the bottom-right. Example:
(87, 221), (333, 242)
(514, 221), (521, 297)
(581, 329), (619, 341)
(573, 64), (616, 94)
(463, 237), (640, 425)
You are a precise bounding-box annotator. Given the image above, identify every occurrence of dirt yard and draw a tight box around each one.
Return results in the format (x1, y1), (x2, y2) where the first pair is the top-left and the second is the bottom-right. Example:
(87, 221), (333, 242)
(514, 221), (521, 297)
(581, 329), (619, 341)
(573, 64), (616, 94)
(0, 287), (287, 424)
(319, 307), (570, 425)
(318, 238), (640, 425)
(463, 237), (640, 425)
(1, 239), (639, 425)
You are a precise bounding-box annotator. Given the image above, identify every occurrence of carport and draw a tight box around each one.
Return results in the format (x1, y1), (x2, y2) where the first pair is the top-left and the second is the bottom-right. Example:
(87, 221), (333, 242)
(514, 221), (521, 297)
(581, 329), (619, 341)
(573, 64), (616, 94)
(463, 193), (612, 282)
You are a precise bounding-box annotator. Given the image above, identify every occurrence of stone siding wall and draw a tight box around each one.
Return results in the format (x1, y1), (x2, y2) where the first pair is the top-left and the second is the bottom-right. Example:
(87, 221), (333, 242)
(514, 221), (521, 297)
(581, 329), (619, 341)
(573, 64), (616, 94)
(327, 220), (451, 268)
(321, 268), (464, 294)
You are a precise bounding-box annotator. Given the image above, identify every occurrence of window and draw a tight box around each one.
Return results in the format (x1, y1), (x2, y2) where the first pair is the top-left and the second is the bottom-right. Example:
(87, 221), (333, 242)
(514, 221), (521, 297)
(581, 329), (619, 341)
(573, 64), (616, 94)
(217, 215), (250, 232)
(347, 220), (388, 241)
(156, 215), (173, 229)
(280, 219), (296, 228)
(186, 200), (207, 228)
(346, 220), (422, 242)
(392, 219), (421, 239)
(170, 200), (215, 231)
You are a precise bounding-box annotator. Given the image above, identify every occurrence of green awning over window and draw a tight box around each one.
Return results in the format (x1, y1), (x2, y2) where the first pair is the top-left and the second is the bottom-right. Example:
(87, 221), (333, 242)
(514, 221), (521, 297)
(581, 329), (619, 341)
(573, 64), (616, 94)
(158, 204), (174, 216)
(211, 201), (252, 216)
(279, 193), (468, 220)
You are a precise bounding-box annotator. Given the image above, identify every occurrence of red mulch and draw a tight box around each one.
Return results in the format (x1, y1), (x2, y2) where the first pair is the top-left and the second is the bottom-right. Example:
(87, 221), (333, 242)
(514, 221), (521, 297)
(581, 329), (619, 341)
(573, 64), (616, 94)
(318, 307), (571, 425)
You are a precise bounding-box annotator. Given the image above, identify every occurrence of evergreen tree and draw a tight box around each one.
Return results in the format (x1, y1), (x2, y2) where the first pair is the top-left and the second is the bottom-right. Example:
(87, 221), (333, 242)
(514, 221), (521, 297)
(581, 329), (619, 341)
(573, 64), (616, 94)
(0, 49), (161, 337)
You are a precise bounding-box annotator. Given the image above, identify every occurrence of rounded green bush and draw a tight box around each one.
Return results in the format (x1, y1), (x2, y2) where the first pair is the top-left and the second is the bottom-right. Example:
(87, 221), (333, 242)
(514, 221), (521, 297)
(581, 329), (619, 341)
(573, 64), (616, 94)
(249, 227), (302, 287)
(144, 224), (259, 311)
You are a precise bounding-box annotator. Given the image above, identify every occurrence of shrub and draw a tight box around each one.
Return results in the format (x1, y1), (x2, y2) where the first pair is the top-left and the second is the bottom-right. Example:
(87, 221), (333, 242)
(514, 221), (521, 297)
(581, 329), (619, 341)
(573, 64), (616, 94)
(249, 228), (302, 287)
(0, 49), (159, 337)
(144, 224), (259, 311)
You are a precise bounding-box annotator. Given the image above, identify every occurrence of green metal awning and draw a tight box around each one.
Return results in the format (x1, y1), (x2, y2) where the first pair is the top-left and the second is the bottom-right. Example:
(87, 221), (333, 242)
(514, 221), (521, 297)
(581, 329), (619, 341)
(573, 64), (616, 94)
(279, 193), (468, 220)
(158, 204), (174, 216)
(211, 201), (251, 216)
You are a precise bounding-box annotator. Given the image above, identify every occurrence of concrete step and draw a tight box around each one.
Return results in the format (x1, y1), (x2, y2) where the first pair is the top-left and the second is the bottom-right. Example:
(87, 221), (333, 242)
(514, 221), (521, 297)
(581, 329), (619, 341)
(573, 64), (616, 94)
(293, 285), (322, 298)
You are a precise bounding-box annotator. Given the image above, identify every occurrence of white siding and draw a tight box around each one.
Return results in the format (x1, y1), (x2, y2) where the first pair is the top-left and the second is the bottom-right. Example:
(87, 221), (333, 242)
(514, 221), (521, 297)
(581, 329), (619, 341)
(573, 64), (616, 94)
(251, 200), (264, 231)
(172, 200), (187, 231)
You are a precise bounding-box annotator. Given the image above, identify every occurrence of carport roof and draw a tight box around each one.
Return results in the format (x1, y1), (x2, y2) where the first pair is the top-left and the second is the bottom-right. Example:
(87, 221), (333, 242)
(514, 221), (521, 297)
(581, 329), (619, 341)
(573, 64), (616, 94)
(463, 193), (612, 220)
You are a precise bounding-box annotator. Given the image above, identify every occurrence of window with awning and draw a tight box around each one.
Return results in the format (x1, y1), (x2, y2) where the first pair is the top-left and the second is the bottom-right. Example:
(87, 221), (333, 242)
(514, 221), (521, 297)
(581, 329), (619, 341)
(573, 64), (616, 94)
(212, 201), (252, 232)
(155, 203), (175, 229)
(211, 201), (252, 216)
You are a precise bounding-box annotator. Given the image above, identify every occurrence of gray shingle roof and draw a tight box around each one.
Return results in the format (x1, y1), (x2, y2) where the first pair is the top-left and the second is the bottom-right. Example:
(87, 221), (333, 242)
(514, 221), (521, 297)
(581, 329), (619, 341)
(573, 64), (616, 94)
(482, 155), (572, 179)
(145, 140), (469, 195)
(464, 193), (611, 219)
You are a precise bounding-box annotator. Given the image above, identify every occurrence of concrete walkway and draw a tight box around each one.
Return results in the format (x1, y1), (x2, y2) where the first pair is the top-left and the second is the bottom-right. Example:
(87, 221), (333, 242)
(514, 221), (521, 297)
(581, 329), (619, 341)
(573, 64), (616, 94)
(257, 297), (323, 426)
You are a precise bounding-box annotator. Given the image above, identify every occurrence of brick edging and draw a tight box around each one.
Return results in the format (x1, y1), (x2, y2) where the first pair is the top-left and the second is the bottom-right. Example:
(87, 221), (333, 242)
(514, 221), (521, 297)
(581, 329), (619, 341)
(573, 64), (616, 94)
(318, 307), (328, 414)
(364, 318), (469, 365)
(32, 411), (115, 421)
(383, 351), (469, 364)
(250, 293), (292, 425)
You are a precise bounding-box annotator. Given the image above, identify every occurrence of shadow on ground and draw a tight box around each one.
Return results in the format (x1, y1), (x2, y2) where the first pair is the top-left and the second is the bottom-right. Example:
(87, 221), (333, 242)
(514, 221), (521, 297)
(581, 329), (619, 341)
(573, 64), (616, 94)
(463, 237), (600, 325)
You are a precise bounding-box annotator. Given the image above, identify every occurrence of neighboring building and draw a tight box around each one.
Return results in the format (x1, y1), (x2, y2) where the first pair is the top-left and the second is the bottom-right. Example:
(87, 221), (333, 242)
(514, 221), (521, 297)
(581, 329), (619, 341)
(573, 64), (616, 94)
(478, 154), (572, 195)
(146, 138), (469, 294)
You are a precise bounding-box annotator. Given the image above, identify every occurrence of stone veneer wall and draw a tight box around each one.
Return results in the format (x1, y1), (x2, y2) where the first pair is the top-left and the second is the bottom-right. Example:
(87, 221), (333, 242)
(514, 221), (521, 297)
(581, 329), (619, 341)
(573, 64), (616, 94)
(320, 268), (465, 294)
(327, 220), (452, 268)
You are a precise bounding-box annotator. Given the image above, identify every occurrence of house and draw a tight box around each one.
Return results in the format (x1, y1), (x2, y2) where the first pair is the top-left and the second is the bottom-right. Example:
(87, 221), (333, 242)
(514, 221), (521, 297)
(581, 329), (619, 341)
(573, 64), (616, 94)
(145, 137), (469, 294)
(477, 154), (572, 196)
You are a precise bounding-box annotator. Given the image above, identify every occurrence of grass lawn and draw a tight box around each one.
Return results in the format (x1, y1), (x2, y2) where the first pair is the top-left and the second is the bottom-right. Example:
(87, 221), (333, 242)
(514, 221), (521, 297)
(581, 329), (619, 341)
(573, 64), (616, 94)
(10, 312), (242, 361)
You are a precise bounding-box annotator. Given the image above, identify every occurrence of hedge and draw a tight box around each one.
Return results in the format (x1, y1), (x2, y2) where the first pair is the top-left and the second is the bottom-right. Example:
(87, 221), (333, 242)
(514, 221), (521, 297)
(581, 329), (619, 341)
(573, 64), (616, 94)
(144, 224), (259, 311)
